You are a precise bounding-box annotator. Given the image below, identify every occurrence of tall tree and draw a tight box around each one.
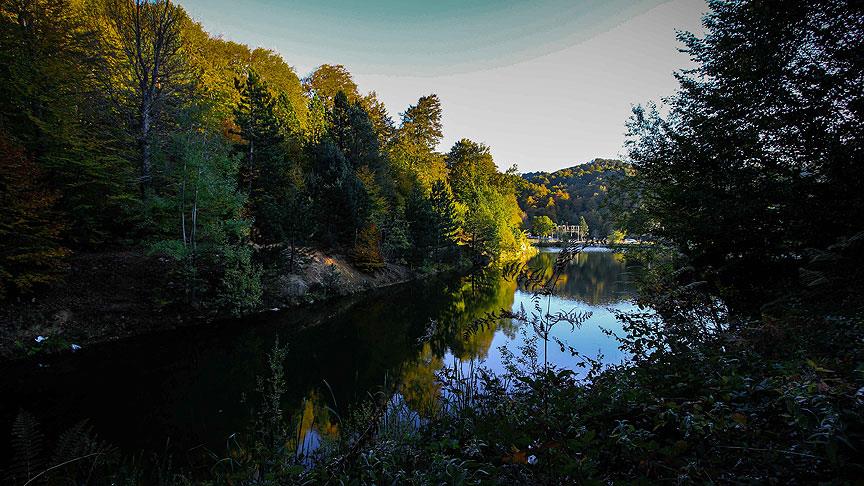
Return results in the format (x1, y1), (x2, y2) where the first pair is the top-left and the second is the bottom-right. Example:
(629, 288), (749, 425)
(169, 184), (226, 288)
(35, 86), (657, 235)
(625, 0), (864, 310)
(446, 139), (523, 260)
(361, 91), (395, 147)
(233, 70), (290, 244)
(532, 215), (555, 238)
(390, 94), (446, 189)
(304, 64), (359, 108)
(446, 138), (497, 201)
(102, 0), (189, 195)
(405, 185), (436, 265)
(579, 215), (589, 240)
(429, 179), (459, 257)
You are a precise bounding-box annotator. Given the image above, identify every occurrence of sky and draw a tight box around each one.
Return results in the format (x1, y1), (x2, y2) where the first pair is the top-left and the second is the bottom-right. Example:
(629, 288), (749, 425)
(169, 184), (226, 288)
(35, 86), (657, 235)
(177, 0), (707, 173)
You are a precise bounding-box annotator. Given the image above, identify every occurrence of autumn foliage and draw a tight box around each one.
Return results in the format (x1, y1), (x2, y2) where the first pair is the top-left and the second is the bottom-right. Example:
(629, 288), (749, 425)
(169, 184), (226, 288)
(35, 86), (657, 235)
(0, 134), (69, 299)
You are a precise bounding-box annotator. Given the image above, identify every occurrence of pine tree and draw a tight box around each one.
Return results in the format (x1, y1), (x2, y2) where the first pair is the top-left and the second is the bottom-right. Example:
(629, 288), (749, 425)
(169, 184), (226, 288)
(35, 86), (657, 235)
(233, 70), (290, 244)
(429, 179), (459, 260)
(579, 215), (589, 240)
(405, 185), (436, 265)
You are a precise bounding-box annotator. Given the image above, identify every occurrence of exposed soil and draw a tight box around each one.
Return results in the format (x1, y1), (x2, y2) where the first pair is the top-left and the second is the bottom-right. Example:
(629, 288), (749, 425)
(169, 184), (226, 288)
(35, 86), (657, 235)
(0, 248), (446, 362)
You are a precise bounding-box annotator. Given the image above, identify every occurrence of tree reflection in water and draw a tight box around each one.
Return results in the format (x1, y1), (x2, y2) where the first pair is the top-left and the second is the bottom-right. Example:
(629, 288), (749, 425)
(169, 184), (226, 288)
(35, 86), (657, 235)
(291, 249), (637, 455)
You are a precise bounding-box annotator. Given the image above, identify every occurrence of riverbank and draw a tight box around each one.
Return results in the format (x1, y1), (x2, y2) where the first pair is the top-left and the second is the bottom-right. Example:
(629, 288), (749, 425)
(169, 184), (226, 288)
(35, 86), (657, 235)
(0, 248), (470, 363)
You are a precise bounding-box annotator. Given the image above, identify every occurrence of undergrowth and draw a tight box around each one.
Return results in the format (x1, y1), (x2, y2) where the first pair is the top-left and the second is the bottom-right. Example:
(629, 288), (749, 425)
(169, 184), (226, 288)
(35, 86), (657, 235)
(5, 242), (863, 484)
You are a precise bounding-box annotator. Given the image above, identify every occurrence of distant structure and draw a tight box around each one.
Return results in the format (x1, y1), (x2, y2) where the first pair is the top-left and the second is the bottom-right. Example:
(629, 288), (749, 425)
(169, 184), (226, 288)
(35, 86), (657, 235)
(553, 224), (586, 241)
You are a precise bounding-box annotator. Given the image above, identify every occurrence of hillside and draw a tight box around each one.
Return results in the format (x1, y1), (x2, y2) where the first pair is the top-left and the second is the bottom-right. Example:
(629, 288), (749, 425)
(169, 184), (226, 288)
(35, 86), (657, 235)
(518, 158), (628, 238)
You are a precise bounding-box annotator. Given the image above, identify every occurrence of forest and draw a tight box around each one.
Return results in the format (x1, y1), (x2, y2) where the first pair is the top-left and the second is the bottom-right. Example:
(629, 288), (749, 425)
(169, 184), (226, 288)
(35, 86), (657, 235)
(2, 0), (863, 484)
(518, 158), (628, 239)
(0, 0), (527, 325)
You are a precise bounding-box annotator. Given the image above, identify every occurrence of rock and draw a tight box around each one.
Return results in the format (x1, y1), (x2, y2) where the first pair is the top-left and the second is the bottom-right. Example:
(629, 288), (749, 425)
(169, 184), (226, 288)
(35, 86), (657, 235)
(278, 274), (309, 299)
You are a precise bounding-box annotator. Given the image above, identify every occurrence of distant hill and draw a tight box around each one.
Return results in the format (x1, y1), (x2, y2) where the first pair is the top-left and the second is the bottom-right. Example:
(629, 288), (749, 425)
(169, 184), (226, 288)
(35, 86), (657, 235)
(518, 159), (628, 238)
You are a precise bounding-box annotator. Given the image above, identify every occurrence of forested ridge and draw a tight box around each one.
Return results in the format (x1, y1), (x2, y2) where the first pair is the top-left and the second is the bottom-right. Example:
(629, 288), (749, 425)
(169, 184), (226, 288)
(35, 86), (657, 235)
(0, 0), (527, 320)
(518, 158), (628, 239)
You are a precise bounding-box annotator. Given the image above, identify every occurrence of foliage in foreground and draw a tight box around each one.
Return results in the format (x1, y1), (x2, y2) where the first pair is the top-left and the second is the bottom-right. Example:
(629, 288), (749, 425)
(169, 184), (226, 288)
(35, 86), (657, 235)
(5, 248), (862, 484)
(288, 244), (863, 485)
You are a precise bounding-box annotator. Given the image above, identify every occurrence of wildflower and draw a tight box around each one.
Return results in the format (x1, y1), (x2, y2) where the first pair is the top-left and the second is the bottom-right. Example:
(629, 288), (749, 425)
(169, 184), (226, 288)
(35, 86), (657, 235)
(527, 455), (538, 465)
(70, 344), (81, 351)
(35, 335), (47, 343)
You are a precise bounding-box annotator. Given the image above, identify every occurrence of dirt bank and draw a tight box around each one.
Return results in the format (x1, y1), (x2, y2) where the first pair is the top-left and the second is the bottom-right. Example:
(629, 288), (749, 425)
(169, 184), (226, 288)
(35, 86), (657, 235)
(0, 249), (457, 362)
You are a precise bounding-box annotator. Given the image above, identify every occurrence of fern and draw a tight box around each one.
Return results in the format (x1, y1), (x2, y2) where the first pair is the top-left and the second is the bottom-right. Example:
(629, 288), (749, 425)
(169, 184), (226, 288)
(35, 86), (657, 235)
(47, 419), (117, 484)
(8, 409), (44, 485)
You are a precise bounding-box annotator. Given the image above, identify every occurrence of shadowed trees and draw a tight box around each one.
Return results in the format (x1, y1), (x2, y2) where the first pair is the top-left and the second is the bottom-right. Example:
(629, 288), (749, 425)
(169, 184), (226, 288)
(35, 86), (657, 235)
(624, 0), (864, 311)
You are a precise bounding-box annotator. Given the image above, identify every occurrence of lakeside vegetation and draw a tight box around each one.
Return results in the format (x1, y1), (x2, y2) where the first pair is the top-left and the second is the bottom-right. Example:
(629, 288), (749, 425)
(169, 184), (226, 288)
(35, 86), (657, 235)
(3, 0), (864, 484)
(0, 0), (528, 348)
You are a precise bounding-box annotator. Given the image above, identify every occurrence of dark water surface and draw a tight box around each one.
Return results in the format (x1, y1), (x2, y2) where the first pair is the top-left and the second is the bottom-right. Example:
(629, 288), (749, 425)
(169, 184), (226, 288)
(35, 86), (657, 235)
(0, 248), (637, 469)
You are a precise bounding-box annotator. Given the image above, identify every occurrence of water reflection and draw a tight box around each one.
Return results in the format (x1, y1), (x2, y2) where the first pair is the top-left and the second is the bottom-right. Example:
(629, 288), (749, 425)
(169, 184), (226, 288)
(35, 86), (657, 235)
(1, 248), (637, 472)
(434, 248), (636, 393)
(294, 249), (637, 452)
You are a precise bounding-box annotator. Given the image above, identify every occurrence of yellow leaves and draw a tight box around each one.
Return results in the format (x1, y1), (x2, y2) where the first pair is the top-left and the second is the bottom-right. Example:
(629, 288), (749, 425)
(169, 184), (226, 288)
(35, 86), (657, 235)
(806, 359), (835, 374)
(502, 447), (528, 464)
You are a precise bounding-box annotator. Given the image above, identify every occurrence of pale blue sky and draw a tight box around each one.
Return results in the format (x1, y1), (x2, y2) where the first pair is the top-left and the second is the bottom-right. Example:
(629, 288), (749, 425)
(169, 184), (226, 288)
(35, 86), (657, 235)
(178, 0), (707, 172)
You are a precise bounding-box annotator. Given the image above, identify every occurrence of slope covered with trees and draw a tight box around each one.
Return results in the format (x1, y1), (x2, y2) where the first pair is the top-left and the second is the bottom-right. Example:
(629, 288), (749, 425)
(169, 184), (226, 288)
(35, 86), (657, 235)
(518, 159), (627, 238)
(0, 0), (527, 322)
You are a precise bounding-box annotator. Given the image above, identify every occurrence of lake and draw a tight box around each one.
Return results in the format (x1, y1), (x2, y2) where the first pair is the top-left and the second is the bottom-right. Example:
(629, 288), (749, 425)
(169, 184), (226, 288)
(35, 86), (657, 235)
(0, 248), (638, 471)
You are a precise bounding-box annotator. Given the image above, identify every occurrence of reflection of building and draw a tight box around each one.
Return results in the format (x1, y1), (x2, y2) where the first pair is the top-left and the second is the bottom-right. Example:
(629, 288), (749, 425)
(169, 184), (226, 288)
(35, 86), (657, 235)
(553, 224), (586, 241)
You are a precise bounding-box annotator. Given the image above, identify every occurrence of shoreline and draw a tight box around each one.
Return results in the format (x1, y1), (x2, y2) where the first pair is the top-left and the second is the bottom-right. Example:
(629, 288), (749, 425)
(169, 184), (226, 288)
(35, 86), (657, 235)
(0, 248), (473, 364)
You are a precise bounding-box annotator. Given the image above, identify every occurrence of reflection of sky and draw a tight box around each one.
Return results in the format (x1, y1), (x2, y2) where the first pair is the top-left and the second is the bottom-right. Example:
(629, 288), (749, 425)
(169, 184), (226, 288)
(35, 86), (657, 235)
(443, 290), (637, 379)
(491, 292), (635, 375)
(442, 249), (641, 378)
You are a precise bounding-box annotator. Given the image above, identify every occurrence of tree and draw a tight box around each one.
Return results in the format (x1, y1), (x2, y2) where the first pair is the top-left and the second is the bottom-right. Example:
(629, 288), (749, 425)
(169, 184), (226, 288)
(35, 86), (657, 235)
(102, 0), (190, 196)
(309, 138), (360, 247)
(446, 139), (524, 260)
(405, 185), (436, 265)
(352, 223), (384, 273)
(390, 94), (446, 189)
(625, 0), (864, 311)
(331, 91), (384, 171)
(0, 134), (69, 299)
(304, 64), (359, 108)
(400, 95), (442, 153)
(532, 216), (555, 238)
(233, 70), (294, 245)
(429, 180), (460, 258)
(361, 91), (395, 147)
(446, 139), (497, 200)
(579, 216), (589, 240)
(607, 229), (626, 245)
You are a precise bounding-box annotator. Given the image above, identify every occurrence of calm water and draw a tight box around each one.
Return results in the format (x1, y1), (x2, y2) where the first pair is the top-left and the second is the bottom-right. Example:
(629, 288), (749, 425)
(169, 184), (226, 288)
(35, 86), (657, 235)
(0, 248), (637, 469)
